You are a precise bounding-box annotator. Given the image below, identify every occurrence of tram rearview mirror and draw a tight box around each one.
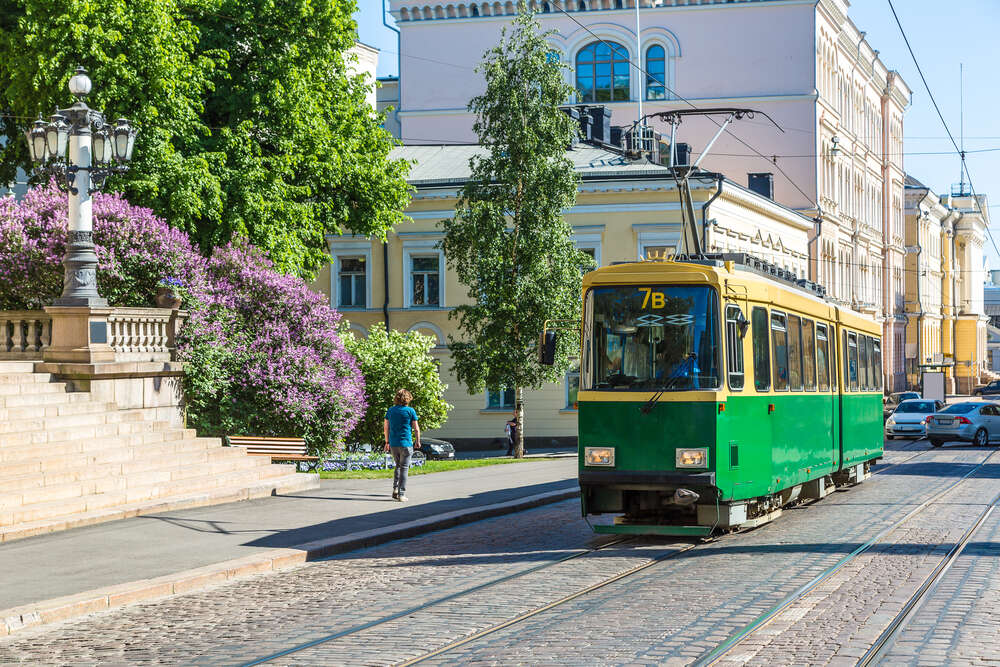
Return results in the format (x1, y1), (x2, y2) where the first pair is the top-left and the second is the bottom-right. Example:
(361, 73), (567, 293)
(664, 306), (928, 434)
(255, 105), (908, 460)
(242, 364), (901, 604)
(539, 330), (557, 366)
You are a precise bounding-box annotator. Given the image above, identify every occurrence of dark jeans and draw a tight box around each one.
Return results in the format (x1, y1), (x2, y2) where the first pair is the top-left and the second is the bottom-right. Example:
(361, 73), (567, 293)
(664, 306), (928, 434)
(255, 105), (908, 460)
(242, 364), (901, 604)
(391, 446), (412, 494)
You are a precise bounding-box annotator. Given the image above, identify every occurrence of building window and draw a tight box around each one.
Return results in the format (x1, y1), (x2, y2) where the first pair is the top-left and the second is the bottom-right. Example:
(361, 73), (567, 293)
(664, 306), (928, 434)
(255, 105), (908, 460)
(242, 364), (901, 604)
(645, 45), (666, 100)
(411, 256), (440, 307)
(486, 388), (515, 410)
(338, 257), (366, 308)
(575, 41), (630, 103)
(330, 242), (372, 310)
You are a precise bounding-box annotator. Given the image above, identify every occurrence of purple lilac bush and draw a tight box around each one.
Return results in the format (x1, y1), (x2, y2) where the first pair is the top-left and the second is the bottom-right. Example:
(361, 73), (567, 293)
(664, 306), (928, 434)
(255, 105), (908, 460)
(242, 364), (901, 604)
(179, 244), (366, 452)
(0, 182), (206, 309)
(0, 184), (365, 454)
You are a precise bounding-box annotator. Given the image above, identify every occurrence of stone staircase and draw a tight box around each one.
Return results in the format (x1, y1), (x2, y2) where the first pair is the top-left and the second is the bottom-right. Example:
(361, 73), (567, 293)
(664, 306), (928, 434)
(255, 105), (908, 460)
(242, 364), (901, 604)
(0, 361), (319, 543)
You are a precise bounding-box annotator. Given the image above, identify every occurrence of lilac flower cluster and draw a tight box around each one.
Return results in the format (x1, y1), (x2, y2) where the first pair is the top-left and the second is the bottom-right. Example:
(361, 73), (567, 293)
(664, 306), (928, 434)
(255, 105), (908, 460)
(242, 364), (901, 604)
(0, 183), (366, 454)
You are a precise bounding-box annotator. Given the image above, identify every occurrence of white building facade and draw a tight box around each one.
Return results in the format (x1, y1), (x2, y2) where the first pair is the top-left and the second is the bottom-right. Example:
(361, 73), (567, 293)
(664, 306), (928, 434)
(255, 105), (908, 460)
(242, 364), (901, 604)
(386, 0), (911, 388)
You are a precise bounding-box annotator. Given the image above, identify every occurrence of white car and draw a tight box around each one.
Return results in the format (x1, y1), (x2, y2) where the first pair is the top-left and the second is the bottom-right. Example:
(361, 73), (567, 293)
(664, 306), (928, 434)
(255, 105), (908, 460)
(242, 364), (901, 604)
(885, 398), (945, 439)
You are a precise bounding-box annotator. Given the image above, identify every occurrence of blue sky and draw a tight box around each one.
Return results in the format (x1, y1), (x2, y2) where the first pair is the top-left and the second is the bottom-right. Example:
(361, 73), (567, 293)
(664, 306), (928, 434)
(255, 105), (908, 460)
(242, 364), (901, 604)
(356, 1), (1000, 266)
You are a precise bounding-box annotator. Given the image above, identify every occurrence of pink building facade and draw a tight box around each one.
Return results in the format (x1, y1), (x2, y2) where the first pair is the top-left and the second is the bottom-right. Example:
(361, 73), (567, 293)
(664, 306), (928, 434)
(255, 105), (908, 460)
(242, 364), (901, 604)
(387, 0), (911, 390)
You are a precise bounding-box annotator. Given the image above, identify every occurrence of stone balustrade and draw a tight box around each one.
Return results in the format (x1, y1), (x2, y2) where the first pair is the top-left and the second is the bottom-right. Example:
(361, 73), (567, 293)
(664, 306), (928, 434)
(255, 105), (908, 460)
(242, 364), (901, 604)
(0, 312), (52, 360)
(0, 308), (185, 362)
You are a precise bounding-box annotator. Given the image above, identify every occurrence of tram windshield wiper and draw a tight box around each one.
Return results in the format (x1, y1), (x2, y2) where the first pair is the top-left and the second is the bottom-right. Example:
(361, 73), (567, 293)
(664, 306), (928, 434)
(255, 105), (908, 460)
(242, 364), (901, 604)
(640, 353), (696, 415)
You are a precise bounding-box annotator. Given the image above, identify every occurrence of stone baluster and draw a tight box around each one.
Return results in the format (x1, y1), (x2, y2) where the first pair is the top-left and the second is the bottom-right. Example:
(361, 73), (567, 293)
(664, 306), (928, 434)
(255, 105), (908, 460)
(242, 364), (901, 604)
(10, 317), (24, 354)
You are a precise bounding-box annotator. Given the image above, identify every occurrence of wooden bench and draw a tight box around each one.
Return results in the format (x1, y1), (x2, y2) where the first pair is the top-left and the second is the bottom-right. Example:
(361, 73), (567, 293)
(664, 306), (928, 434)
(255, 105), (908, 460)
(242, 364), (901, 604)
(226, 436), (320, 470)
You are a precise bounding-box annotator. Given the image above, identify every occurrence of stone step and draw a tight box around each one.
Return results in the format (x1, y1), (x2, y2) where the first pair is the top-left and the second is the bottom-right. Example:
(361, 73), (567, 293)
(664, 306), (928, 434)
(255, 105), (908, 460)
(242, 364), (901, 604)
(0, 410), (115, 436)
(0, 419), (155, 448)
(0, 432), (217, 469)
(0, 372), (55, 385)
(0, 444), (258, 494)
(0, 453), (271, 509)
(0, 465), (309, 529)
(0, 362), (38, 373)
(0, 391), (92, 409)
(0, 471), (318, 543)
(0, 380), (70, 397)
(0, 400), (118, 422)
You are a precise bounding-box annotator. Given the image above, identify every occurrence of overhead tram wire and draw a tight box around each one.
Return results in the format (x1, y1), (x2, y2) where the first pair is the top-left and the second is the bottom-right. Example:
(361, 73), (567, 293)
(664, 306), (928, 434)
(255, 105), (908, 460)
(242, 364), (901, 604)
(886, 0), (1000, 259)
(549, 0), (818, 210)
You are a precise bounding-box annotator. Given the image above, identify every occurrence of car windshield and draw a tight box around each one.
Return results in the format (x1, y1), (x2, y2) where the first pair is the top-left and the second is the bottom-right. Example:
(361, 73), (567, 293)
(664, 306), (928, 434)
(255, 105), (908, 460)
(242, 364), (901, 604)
(582, 284), (720, 391)
(891, 393), (919, 403)
(895, 401), (936, 413)
(941, 403), (978, 414)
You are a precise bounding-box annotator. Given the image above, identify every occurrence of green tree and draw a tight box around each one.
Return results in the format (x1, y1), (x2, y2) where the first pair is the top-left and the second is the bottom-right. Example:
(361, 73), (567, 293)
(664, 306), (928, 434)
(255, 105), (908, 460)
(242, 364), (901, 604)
(344, 325), (452, 448)
(441, 5), (586, 458)
(0, 0), (410, 280)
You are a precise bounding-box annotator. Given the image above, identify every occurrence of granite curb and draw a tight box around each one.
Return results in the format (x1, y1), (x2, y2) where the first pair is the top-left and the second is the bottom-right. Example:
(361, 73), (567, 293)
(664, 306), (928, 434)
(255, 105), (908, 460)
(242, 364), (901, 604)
(0, 485), (579, 637)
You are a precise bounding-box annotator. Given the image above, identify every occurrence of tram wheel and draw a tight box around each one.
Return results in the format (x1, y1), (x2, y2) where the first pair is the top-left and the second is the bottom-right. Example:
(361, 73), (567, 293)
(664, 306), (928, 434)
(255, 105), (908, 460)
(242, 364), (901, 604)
(974, 428), (989, 447)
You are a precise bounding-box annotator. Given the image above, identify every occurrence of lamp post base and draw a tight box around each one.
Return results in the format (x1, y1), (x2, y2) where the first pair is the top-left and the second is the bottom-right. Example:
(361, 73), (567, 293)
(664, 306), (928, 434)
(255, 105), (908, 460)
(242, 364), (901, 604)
(54, 231), (108, 307)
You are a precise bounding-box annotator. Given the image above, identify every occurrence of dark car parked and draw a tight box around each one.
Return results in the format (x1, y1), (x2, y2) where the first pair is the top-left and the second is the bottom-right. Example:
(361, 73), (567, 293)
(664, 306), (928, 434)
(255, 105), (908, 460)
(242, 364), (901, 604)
(419, 437), (456, 460)
(973, 380), (1000, 397)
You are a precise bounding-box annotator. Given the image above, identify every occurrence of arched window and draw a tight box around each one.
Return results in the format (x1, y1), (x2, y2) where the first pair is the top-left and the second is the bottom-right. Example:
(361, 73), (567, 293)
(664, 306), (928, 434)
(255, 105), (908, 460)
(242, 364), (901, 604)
(576, 41), (630, 103)
(645, 45), (666, 100)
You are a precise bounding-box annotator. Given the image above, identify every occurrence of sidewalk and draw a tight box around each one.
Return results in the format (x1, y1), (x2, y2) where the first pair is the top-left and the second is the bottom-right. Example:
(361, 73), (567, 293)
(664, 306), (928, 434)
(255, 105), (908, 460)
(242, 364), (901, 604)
(0, 458), (578, 634)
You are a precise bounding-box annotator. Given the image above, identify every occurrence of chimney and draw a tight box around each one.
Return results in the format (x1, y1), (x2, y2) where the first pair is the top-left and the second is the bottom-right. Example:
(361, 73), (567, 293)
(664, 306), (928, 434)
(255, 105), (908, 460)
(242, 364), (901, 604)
(674, 142), (690, 167)
(748, 172), (774, 199)
(587, 106), (612, 145)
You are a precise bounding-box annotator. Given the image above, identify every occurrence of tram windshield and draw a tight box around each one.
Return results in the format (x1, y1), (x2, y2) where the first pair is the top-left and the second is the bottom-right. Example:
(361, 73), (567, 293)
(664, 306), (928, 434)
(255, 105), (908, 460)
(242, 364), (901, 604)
(582, 285), (720, 391)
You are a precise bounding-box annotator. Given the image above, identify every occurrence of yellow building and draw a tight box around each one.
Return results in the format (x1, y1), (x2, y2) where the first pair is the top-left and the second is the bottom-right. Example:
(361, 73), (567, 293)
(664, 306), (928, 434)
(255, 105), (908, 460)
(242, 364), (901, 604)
(904, 177), (991, 394)
(313, 142), (816, 445)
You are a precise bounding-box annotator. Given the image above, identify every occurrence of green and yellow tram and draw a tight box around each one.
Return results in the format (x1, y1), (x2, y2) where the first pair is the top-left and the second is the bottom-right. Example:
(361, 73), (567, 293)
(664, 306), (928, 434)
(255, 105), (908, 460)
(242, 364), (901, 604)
(576, 254), (883, 536)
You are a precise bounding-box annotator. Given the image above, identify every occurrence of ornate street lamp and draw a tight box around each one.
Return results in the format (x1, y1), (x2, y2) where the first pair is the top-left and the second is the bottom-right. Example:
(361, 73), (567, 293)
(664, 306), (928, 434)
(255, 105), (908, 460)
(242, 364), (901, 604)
(23, 66), (136, 307)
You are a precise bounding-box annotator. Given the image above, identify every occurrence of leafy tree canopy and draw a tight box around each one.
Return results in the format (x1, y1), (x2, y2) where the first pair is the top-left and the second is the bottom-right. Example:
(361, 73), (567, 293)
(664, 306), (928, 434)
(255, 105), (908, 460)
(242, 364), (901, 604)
(0, 0), (410, 279)
(441, 5), (587, 454)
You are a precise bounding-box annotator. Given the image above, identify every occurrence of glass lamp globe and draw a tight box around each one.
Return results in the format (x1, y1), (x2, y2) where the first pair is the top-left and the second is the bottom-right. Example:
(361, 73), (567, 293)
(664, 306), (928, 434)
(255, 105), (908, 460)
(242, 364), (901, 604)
(68, 66), (92, 99)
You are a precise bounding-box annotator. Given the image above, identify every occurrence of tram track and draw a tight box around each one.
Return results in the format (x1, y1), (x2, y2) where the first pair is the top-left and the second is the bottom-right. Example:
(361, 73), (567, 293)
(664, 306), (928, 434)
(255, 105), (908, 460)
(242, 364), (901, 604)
(235, 533), (659, 666)
(857, 487), (1000, 666)
(236, 441), (936, 667)
(692, 448), (1000, 667)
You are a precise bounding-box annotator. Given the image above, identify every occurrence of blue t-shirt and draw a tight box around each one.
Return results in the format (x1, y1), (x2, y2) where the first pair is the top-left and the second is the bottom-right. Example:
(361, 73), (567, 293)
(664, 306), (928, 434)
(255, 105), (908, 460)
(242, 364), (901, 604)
(386, 405), (419, 448)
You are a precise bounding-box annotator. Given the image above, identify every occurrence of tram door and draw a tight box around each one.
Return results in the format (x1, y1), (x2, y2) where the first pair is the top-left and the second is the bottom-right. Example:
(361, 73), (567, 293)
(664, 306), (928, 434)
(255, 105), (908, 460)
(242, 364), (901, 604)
(816, 323), (838, 469)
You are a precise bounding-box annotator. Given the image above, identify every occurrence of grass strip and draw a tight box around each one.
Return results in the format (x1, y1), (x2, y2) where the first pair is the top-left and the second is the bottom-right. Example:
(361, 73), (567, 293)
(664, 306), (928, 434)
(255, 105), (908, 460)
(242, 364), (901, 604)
(318, 457), (558, 479)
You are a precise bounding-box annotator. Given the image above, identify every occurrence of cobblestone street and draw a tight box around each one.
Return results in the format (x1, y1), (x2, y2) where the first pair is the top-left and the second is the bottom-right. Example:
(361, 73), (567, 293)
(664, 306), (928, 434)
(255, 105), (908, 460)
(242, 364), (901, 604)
(1, 441), (998, 666)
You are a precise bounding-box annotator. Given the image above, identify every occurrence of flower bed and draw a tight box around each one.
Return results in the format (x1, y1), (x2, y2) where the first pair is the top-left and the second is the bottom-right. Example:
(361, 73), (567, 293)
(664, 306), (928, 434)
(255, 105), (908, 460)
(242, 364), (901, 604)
(318, 452), (426, 472)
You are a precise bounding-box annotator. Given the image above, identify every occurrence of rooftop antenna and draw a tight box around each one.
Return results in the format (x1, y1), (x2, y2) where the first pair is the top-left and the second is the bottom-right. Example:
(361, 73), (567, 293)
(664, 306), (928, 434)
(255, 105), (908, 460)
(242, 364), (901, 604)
(634, 0), (642, 128)
(958, 63), (966, 195)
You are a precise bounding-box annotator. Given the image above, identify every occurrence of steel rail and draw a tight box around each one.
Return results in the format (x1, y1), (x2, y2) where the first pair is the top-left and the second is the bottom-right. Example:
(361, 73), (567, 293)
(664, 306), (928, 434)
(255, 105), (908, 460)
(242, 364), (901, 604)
(858, 488), (1000, 666)
(394, 542), (700, 667)
(235, 535), (637, 667)
(692, 449), (998, 667)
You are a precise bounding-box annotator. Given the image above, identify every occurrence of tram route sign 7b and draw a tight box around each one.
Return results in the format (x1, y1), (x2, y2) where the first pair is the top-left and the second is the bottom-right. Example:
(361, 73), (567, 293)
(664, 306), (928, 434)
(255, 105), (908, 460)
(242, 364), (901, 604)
(539, 319), (580, 366)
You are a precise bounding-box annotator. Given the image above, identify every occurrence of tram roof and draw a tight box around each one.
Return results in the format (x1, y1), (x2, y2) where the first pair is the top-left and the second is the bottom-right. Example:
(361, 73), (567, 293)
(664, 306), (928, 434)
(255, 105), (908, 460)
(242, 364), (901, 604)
(583, 254), (881, 335)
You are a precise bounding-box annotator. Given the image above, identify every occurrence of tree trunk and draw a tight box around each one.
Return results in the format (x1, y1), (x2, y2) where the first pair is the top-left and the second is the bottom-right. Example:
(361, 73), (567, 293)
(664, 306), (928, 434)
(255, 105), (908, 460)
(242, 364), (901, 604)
(514, 387), (525, 458)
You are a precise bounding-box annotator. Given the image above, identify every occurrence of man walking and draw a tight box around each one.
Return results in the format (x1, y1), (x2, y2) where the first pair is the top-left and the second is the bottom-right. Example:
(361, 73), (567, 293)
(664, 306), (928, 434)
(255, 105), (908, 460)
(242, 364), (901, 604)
(384, 389), (421, 501)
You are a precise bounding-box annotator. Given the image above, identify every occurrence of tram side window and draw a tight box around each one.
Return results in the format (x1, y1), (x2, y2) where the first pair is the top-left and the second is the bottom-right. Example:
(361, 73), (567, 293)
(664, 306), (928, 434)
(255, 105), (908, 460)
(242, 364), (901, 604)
(802, 319), (816, 390)
(842, 331), (849, 392)
(787, 315), (803, 391)
(725, 305), (745, 390)
(873, 339), (883, 391)
(859, 335), (870, 390)
(847, 332), (859, 391)
(752, 307), (770, 391)
(816, 324), (830, 391)
(771, 312), (789, 391)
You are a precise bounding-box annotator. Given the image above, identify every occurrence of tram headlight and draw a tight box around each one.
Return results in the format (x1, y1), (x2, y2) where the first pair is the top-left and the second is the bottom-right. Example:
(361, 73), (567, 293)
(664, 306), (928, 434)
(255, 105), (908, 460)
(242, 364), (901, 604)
(584, 447), (615, 467)
(676, 448), (708, 469)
